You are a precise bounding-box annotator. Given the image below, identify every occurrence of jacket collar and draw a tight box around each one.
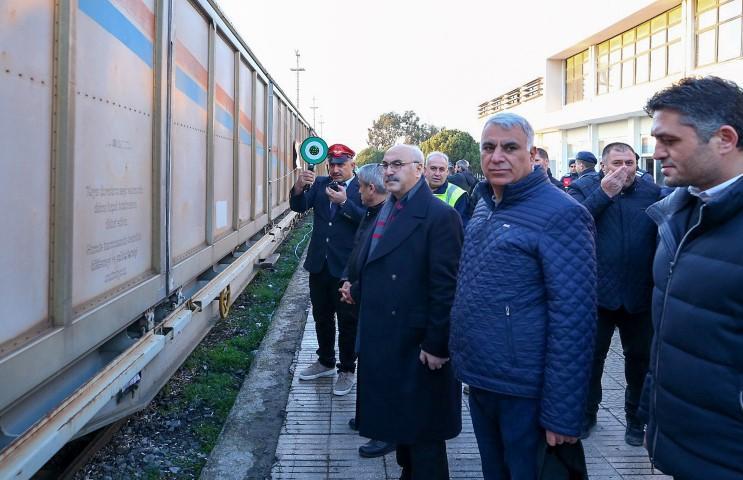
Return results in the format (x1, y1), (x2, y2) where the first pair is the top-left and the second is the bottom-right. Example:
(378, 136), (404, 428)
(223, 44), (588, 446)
(481, 168), (550, 210)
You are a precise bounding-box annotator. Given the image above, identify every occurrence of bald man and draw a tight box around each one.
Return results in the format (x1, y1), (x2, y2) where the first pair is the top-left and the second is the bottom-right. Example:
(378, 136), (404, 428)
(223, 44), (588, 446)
(352, 145), (463, 479)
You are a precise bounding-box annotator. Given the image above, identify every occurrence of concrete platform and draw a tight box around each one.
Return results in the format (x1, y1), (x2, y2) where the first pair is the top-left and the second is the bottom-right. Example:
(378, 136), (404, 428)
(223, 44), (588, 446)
(270, 310), (672, 479)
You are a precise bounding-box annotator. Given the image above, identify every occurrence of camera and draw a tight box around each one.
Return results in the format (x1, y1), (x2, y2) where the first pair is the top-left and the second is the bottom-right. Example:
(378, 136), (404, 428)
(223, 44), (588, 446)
(328, 181), (340, 192)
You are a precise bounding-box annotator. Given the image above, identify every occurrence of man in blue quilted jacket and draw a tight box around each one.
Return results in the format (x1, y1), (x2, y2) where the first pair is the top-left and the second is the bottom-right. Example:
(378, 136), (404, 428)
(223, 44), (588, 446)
(639, 76), (743, 480)
(568, 142), (661, 446)
(450, 112), (597, 479)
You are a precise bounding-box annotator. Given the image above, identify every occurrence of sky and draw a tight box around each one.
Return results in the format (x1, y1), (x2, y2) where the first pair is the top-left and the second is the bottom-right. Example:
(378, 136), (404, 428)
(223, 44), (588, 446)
(218, 0), (650, 152)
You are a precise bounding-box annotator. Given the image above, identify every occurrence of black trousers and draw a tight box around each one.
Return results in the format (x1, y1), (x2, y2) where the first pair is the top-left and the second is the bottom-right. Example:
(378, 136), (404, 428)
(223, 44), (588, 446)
(309, 264), (358, 373)
(586, 307), (653, 424)
(397, 441), (449, 480)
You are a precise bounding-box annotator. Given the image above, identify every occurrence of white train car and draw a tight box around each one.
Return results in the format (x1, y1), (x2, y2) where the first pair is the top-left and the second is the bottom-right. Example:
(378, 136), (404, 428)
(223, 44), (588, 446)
(0, 1), (314, 477)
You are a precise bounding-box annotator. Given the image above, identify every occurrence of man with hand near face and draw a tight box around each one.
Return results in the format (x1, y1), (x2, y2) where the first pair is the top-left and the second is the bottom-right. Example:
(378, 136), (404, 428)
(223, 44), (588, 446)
(450, 112), (597, 479)
(351, 145), (463, 479)
(425, 151), (469, 224)
(290, 143), (365, 396)
(568, 142), (661, 446)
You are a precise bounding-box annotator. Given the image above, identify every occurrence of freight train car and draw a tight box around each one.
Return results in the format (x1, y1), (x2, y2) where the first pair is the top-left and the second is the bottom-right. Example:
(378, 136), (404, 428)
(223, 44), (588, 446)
(0, 1), (315, 477)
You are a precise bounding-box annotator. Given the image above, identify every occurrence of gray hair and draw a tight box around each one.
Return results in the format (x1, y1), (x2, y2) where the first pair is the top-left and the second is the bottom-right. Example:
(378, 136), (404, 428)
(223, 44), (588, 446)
(455, 159), (470, 170)
(356, 163), (387, 193)
(425, 151), (449, 165)
(483, 112), (535, 149)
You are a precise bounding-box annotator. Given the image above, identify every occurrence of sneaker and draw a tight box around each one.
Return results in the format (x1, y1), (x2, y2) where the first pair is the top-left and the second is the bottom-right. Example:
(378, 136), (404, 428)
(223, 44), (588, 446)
(333, 371), (356, 396)
(625, 423), (645, 447)
(580, 414), (597, 439)
(298, 361), (336, 380)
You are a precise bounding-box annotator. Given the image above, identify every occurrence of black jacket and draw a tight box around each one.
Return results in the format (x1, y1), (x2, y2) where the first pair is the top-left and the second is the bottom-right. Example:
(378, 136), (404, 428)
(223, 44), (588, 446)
(639, 178), (743, 479)
(289, 176), (365, 277)
(342, 201), (384, 302)
(568, 173), (661, 313)
(353, 177), (463, 444)
(448, 170), (478, 192)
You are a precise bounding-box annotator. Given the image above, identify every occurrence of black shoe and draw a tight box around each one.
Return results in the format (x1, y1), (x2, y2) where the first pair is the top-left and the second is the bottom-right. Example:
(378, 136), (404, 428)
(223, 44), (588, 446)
(625, 423), (645, 446)
(580, 414), (597, 439)
(358, 439), (396, 458)
(348, 418), (358, 431)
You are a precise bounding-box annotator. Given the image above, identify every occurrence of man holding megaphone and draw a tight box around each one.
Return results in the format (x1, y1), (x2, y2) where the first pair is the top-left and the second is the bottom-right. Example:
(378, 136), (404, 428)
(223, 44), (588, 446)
(291, 142), (365, 396)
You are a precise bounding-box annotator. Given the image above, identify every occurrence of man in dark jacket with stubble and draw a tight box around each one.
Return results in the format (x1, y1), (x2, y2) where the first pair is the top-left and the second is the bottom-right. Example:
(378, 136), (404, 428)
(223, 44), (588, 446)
(352, 144), (463, 480)
(450, 112), (597, 479)
(639, 76), (743, 480)
(568, 142), (661, 446)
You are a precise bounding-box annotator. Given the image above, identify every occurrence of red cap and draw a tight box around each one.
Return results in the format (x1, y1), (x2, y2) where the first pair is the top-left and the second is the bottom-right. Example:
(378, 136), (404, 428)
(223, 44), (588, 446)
(327, 144), (355, 163)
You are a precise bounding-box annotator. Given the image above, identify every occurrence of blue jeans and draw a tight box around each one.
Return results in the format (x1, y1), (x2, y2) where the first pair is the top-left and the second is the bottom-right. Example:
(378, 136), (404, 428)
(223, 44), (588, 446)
(469, 387), (541, 480)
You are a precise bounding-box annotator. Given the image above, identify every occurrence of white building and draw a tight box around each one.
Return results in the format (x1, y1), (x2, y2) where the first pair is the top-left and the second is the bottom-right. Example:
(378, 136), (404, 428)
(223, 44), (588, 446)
(478, 0), (743, 182)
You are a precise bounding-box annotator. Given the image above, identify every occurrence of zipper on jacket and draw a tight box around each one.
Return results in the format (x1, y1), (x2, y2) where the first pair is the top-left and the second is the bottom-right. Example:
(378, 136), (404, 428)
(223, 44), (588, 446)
(650, 203), (706, 467)
(505, 305), (517, 366)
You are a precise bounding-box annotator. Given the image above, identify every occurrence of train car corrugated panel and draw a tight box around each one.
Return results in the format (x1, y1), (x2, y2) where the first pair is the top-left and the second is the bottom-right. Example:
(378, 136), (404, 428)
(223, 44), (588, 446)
(278, 101), (287, 203)
(255, 80), (267, 216)
(270, 94), (280, 208)
(171, 1), (209, 263)
(237, 59), (253, 224)
(0, 0), (53, 349)
(72, 0), (156, 312)
(212, 32), (235, 240)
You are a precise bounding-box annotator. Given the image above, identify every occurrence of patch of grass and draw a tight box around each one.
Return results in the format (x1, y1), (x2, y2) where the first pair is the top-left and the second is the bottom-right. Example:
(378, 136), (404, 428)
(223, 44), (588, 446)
(169, 215), (311, 472)
(144, 465), (161, 480)
(194, 421), (223, 454)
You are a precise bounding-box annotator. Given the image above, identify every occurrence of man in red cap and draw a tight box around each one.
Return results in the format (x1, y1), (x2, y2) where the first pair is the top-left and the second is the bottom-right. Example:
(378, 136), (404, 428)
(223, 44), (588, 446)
(291, 143), (366, 396)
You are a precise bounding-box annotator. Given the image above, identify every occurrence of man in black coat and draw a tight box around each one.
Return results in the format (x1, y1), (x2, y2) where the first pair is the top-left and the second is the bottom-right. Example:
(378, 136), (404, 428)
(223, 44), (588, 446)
(448, 159), (478, 192)
(338, 163), (395, 459)
(639, 76), (743, 480)
(350, 144), (463, 479)
(290, 143), (365, 396)
(568, 142), (661, 446)
(534, 147), (564, 189)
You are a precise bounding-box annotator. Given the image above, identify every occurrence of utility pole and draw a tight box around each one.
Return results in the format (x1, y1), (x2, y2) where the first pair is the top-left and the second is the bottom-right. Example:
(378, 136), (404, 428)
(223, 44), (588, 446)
(310, 97), (319, 130)
(319, 116), (325, 137)
(290, 50), (305, 108)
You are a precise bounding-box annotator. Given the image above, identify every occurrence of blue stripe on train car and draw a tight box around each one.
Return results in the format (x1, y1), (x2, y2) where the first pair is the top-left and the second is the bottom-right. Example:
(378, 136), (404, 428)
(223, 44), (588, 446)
(175, 67), (208, 109)
(79, 0), (154, 68)
(215, 105), (234, 131)
(239, 127), (252, 145)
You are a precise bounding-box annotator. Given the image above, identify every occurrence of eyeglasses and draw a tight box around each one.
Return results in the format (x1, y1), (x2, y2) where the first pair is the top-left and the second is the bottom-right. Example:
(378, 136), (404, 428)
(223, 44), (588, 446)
(377, 160), (420, 171)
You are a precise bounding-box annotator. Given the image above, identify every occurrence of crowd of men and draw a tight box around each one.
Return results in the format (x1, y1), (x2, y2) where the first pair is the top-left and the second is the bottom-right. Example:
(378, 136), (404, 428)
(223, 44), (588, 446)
(289, 76), (743, 480)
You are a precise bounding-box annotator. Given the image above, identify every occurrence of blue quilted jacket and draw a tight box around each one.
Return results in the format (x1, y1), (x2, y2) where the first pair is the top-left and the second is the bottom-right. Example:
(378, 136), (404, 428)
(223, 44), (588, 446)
(568, 172), (661, 313)
(450, 169), (598, 436)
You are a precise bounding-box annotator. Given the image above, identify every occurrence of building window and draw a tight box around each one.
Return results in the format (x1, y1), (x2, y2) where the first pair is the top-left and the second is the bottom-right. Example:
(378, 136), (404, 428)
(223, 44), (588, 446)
(565, 50), (589, 104)
(597, 5), (682, 95)
(696, 0), (743, 66)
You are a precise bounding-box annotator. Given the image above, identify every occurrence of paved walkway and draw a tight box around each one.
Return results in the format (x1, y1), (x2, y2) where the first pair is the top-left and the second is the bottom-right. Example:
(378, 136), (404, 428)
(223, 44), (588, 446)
(271, 310), (671, 479)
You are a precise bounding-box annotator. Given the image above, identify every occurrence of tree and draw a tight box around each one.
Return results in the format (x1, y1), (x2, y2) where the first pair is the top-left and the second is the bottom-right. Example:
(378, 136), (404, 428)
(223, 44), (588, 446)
(420, 129), (481, 173)
(367, 110), (440, 150)
(355, 147), (385, 166)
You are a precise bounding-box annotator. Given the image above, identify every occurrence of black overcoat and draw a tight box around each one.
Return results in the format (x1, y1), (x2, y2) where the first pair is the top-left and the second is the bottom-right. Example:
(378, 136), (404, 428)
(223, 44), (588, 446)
(353, 179), (463, 444)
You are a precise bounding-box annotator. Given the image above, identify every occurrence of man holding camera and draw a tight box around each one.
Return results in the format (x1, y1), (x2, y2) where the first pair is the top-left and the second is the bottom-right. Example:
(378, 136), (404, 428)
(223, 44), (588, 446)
(290, 143), (365, 396)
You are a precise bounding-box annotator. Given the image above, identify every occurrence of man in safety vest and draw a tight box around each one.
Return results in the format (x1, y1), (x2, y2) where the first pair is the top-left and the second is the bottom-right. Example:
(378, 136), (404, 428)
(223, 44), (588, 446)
(425, 151), (469, 224)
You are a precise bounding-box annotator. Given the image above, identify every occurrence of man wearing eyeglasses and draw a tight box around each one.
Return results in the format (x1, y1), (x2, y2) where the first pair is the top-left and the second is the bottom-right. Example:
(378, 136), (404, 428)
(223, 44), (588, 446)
(290, 143), (365, 397)
(351, 145), (463, 479)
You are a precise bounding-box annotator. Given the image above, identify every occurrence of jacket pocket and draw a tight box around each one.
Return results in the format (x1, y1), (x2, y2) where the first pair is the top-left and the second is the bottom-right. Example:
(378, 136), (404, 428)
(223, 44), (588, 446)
(505, 305), (518, 367)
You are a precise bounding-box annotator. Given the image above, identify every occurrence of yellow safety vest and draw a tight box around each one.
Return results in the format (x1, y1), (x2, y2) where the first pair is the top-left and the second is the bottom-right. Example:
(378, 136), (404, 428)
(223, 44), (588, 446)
(433, 182), (466, 208)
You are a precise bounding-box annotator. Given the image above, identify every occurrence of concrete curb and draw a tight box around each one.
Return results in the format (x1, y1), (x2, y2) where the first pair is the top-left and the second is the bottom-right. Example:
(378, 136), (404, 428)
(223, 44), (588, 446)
(200, 249), (310, 480)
